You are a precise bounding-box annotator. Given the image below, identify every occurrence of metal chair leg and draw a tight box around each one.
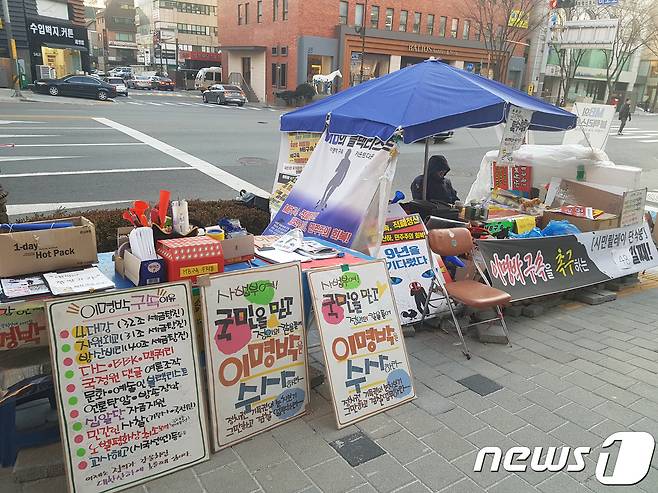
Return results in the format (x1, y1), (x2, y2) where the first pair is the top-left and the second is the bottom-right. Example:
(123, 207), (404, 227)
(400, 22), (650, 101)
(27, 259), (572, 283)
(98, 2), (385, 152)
(494, 305), (512, 347)
(441, 287), (471, 360)
(418, 278), (436, 328)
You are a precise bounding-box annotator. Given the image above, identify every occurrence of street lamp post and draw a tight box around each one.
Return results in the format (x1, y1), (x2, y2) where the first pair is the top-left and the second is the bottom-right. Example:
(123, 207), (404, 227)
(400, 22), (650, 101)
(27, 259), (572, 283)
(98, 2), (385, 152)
(1, 0), (23, 97)
(358, 0), (367, 84)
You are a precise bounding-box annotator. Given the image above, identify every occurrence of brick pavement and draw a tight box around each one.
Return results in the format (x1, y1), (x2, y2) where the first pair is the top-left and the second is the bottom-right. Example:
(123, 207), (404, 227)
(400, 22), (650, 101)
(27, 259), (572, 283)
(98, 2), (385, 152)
(4, 277), (658, 493)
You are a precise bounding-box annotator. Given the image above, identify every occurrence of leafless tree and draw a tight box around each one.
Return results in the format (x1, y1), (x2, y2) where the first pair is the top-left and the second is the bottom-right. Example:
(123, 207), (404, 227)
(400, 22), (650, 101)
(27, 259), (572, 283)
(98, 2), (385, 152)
(460, 0), (548, 82)
(548, 7), (588, 104)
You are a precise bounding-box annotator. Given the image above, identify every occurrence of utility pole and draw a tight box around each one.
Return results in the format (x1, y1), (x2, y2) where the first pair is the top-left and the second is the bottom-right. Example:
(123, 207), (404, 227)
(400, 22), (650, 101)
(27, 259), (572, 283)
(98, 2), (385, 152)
(358, 0), (367, 84)
(1, 0), (23, 97)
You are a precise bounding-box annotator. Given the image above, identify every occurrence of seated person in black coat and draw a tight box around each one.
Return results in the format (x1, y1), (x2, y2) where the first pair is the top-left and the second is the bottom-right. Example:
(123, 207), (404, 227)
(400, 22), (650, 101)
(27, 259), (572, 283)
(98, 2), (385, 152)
(411, 155), (459, 204)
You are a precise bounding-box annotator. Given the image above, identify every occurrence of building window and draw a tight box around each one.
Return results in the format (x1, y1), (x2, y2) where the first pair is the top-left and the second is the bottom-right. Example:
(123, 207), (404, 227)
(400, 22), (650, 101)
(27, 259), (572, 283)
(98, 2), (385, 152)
(412, 12), (421, 33)
(475, 24), (481, 41)
(280, 45), (287, 55)
(385, 8), (393, 30)
(175, 2), (215, 14)
(438, 16), (447, 37)
(245, 2), (249, 23)
(355, 3), (364, 27)
(176, 23), (214, 35)
(282, 0), (287, 20)
(116, 32), (135, 41)
(496, 25), (503, 40)
(238, 4), (243, 25)
(339, 1), (348, 25)
(272, 63), (278, 86)
(399, 10), (407, 32)
(463, 19), (470, 39)
(427, 14), (434, 35)
(112, 17), (133, 25)
(272, 46), (278, 55)
(273, 0), (277, 20)
(370, 5), (379, 28)
(450, 18), (459, 38)
(257, 0), (262, 22)
(280, 63), (287, 87)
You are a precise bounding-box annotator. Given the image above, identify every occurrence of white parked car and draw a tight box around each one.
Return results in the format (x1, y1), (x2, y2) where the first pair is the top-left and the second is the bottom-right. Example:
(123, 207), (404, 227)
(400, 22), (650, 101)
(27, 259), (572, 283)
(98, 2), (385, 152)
(104, 76), (128, 96)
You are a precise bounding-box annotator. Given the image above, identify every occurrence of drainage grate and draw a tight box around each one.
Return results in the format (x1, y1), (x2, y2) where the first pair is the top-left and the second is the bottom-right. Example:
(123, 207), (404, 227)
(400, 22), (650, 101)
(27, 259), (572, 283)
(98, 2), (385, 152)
(457, 374), (503, 396)
(237, 157), (270, 166)
(330, 431), (386, 467)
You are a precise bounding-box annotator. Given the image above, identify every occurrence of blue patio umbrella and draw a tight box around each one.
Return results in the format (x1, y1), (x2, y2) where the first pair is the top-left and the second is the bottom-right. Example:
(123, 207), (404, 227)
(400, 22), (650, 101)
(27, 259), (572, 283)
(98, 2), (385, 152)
(281, 59), (577, 200)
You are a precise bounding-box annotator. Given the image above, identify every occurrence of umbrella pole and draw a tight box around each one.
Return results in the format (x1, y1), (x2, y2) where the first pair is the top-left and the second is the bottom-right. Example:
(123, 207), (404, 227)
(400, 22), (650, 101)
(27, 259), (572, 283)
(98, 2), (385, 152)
(422, 138), (429, 200)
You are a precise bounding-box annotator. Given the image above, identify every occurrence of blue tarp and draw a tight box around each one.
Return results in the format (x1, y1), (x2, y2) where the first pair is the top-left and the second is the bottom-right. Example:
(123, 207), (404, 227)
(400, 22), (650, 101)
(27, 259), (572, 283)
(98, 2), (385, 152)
(280, 59), (577, 143)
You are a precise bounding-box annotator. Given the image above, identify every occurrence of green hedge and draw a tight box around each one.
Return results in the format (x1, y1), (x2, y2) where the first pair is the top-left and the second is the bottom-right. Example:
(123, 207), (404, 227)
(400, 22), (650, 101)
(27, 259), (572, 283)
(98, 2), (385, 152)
(21, 200), (270, 253)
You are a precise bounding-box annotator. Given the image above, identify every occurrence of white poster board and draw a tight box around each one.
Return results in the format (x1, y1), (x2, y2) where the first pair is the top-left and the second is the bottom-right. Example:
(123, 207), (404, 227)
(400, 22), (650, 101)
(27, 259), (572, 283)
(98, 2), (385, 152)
(562, 102), (615, 150)
(498, 105), (533, 164)
(620, 188), (647, 228)
(200, 263), (309, 450)
(46, 282), (209, 493)
(308, 260), (415, 428)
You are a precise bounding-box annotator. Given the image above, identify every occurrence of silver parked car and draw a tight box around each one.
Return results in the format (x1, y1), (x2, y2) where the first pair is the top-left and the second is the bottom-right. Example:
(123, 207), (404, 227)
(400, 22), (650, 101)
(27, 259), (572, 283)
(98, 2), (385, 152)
(202, 84), (247, 106)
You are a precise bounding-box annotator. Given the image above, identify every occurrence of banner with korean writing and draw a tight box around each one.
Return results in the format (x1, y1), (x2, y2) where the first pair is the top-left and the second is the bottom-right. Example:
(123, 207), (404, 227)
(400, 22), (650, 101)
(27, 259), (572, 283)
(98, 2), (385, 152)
(308, 260), (415, 428)
(265, 132), (399, 249)
(378, 214), (450, 324)
(46, 283), (209, 493)
(478, 223), (658, 301)
(270, 132), (322, 216)
(562, 103), (615, 151)
(0, 301), (47, 351)
(200, 263), (308, 450)
(498, 105), (533, 165)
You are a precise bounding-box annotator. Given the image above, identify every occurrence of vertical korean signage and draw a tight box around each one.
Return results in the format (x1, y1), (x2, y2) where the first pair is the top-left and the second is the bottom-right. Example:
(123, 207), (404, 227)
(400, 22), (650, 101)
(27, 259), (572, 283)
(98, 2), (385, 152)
(498, 105), (533, 165)
(308, 260), (415, 428)
(200, 263), (308, 450)
(46, 283), (209, 493)
(378, 214), (450, 324)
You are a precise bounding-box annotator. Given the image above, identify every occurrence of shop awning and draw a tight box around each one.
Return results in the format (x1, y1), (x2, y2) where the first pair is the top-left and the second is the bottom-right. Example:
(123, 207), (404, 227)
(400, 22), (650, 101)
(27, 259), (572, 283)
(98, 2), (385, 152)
(44, 43), (88, 52)
(281, 59), (577, 143)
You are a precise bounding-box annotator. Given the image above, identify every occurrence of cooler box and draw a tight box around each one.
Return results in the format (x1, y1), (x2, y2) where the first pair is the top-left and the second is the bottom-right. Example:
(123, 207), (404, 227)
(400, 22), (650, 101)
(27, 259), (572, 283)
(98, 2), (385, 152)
(156, 236), (224, 282)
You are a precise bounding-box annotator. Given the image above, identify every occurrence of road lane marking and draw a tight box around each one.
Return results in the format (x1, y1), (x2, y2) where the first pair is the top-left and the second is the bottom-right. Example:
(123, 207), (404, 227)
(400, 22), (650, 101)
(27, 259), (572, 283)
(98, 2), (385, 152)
(0, 155), (82, 162)
(640, 140), (658, 143)
(0, 120), (45, 124)
(247, 107), (261, 111)
(178, 102), (195, 106)
(0, 127), (113, 130)
(126, 101), (144, 105)
(161, 102), (178, 106)
(0, 166), (191, 178)
(94, 117), (269, 196)
(144, 102), (163, 106)
(12, 142), (146, 147)
(0, 134), (60, 137)
(615, 135), (650, 139)
(7, 200), (134, 216)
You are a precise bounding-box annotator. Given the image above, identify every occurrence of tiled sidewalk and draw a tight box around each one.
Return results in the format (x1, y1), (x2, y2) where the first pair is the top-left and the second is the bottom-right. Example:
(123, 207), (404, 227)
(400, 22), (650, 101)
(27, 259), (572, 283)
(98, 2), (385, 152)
(4, 278), (658, 493)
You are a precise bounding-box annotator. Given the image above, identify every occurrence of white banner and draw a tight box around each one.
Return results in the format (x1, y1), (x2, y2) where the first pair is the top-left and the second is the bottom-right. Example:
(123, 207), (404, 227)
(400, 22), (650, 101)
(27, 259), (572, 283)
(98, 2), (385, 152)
(498, 105), (533, 165)
(562, 102), (615, 150)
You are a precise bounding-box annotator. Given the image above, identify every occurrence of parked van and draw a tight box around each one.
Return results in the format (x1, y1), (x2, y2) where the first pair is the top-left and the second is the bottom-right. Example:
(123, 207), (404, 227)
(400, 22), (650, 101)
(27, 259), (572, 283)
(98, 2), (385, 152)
(195, 67), (222, 91)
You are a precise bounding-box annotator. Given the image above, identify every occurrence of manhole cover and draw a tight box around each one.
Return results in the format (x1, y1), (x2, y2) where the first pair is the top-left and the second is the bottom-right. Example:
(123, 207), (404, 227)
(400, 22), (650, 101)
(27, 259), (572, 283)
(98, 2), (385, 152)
(238, 157), (269, 166)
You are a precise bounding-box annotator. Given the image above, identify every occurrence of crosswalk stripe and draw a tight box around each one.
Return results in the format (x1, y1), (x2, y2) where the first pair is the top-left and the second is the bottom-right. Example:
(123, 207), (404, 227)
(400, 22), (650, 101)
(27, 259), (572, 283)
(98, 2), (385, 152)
(616, 135), (649, 139)
(247, 107), (262, 111)
(161, 102), (178, 106)
(640, 140), (658, 143)
(0, 166), (191, 178)
(144, 102), (163, 106)
(126, 101), (143, 105)
(178, 102), (195, 106)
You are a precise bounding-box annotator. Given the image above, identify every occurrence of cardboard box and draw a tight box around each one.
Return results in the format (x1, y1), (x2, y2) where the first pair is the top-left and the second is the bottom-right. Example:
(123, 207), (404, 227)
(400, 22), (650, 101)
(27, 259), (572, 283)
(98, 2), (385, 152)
(541, 210), (618, 232)
(219, 235), (255, 265)
(116, 250), (167, 286)
(156, 236), (224, 282)
(0, 217), (98, 277)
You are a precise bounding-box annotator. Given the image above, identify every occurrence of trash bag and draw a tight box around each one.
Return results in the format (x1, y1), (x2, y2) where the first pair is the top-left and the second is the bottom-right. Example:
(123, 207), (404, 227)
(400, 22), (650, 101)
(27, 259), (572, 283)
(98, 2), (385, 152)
(236, 190), (270, 212)
(541, 220), (581, 237)
(509, 227), (544, 239)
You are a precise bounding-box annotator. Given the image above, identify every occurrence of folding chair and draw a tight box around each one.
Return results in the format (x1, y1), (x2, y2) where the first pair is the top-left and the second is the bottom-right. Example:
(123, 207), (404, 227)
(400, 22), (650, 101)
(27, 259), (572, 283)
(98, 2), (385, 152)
(420, 227), (512, 360)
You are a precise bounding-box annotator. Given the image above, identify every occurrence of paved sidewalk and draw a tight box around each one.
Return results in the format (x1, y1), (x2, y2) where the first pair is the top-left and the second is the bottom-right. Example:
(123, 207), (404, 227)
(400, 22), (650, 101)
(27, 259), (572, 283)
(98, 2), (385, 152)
(3, 274), (658, 493)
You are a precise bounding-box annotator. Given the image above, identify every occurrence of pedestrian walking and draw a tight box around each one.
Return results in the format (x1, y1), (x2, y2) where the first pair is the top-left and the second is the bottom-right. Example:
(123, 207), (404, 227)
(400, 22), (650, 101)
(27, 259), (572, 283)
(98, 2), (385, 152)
(618, 98), (632, 135)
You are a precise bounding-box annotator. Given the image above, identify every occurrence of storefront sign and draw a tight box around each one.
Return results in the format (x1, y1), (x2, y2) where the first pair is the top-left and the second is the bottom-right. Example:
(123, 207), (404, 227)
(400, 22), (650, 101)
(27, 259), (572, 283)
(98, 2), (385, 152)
(408, 44), (457, 56)
(108, 40), (138, 50)
(498, 105), (533, 165)
(46, 283), (209, 493)
(562, 102), (615, 150)
(0, 301), (47, 351)
(265, 132), (399, 249)
(379, 214), (450, 324)
(478, 223), (658, 301)
(200, 263), (308, 450)
(508, 10), (529, 29)
(308, 260), (415, 428)
(270, 132), (322, 215)
(178, 50), (221, 62)
(27, 19), (88, 48)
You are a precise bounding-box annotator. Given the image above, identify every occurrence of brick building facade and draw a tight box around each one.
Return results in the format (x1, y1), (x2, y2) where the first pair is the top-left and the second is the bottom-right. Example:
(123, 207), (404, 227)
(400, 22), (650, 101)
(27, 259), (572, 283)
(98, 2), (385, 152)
(219, 0), (526, 103)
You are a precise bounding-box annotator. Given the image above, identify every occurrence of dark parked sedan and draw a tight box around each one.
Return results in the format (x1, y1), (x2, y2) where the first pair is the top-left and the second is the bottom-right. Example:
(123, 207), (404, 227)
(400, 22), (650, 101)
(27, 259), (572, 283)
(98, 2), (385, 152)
(155, 77), (175, 91)
(202, 84), (247, 106)
(33, 75), (117, 101)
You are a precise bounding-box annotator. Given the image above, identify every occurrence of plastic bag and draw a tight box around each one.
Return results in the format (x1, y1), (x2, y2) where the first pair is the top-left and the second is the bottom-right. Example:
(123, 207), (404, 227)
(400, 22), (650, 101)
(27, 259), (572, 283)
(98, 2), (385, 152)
(509, 227), (544, 239)
(541, 220), (581, 237)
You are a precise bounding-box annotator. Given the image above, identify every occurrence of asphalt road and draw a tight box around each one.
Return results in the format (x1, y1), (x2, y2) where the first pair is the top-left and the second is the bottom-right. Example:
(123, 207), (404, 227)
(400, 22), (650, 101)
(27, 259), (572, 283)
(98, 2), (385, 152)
(1, 89), (657, 216)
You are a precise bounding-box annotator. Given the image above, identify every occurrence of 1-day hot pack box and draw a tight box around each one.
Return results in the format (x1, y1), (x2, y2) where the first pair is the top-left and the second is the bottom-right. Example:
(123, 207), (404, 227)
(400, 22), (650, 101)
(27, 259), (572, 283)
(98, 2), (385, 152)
(0, 217), (98, 277)
(156, 236), (224, 282)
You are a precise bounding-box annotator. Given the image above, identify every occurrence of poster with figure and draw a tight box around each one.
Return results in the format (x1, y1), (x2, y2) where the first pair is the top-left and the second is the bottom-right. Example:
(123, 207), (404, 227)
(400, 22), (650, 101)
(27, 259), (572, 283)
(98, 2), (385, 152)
(200, 263), (308, 450)
(270, 132), (322, 215)
(562, 103), (615, 150)
(378, 214), (451, 324)
(478, 222), (658, 301)
(498, 105), (533, 165)
(265, 132), (399, 249)
(46, 283), (209, 493)
(308, 260), (415, 428)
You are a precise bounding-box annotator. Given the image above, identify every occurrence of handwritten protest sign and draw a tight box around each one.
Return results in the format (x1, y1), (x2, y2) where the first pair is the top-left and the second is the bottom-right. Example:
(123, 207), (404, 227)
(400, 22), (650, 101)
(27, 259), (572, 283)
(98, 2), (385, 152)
(46, 282), (209, 493)
(200, 263), (308, 450)
(0, 301), (47, 351)
(308, 260), (415, 428)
